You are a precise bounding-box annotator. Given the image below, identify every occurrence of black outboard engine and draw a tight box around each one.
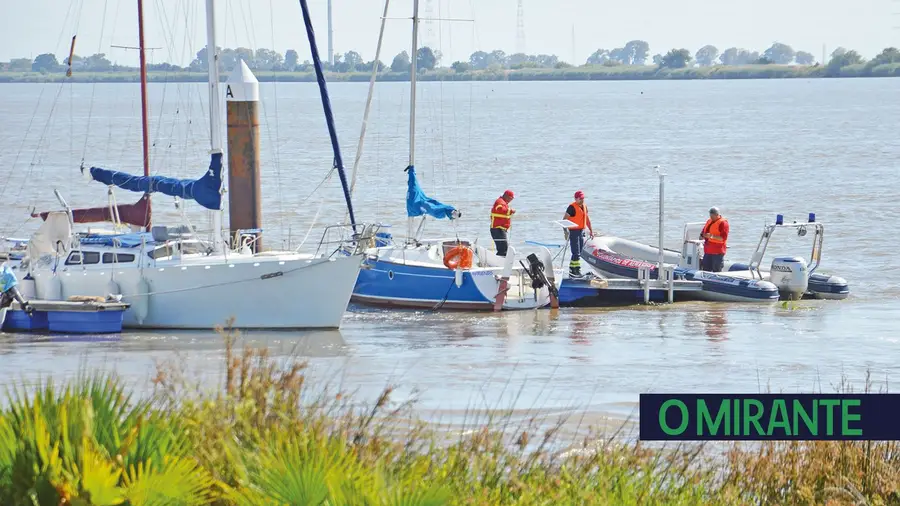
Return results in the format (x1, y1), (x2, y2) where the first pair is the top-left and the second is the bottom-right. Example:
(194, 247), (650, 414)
(521, 253), (559, 299)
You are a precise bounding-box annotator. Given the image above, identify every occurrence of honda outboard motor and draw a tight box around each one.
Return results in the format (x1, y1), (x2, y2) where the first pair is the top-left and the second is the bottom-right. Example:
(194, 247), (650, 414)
(521, 253), (559, 299)
(769, 256), (809, 300)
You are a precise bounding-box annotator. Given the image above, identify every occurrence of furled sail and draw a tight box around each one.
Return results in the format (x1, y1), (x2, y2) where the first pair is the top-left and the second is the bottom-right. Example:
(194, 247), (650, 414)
(404, 165), (458, 220)
(33, 194), (151, 229)
(88, 152), (223, 211)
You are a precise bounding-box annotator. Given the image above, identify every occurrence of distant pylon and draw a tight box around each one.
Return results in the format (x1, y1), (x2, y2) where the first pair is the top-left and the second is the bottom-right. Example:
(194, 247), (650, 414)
(423, 0), (436, 49)
(516, 0), (525, 55)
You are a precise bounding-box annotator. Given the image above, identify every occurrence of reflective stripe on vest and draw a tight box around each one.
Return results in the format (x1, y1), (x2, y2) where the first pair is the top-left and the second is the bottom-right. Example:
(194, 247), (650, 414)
(567, 202), (588, 230)
(490, 198), (512, 230)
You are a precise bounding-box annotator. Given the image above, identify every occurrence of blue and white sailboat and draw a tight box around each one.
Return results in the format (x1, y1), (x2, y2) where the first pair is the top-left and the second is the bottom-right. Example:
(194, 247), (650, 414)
(349, 0), (559, 311)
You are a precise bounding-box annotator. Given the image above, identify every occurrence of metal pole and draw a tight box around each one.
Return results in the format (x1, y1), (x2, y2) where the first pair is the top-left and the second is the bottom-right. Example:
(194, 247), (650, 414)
(327, 0), (334, 66)
(205, 0), (224, 253)
(657, 167), (665, 273)
(137, 0), (152, 230)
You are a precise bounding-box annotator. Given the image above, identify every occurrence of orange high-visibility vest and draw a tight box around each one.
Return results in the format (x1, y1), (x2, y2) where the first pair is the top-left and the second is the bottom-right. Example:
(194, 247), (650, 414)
(702, 217), (729, 254)
(567, 201), (588, 230)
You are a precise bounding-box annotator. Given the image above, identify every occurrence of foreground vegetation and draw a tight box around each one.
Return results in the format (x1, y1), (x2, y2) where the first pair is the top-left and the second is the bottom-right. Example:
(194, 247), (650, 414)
(1, 326), (898, 505)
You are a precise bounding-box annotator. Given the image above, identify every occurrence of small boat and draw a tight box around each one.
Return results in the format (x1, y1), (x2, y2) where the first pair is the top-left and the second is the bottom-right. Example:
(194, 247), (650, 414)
(580, 213), (849, 303)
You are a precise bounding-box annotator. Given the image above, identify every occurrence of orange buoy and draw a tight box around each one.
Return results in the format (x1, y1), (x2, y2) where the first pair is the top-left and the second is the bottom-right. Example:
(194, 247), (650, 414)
(443, 245), (474, 270)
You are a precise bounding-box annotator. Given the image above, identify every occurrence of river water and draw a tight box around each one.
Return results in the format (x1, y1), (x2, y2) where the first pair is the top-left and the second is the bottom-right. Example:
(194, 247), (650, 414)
(0, 78), (897, 426)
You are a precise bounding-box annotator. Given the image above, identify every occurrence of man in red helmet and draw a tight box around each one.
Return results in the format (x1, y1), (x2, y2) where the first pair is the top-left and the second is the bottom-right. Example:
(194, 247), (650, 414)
(490, 190), (516, 257)
(562, 190), (593, 277)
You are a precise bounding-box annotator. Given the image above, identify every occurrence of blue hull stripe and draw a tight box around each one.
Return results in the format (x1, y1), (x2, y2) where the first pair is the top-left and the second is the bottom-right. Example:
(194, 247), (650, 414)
(353, 259), (492, 306)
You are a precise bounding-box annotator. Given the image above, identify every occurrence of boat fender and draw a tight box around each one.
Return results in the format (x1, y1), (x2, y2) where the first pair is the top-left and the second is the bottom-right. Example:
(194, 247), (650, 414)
(18, 277), (36, 299)
(106, 279), (121, 298)
(37, 274), (62, 301)
(443, 245), (473, 270)
(132, 277), (150, 324)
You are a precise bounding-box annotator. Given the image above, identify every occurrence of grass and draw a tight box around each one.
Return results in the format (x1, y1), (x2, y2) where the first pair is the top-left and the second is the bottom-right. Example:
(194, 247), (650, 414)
(0, 322), (898, 504)
(2, 63), (900, 83)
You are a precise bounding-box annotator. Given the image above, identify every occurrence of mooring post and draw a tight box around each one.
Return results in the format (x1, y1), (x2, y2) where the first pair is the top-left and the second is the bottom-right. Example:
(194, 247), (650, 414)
(225, 60), (262, 252)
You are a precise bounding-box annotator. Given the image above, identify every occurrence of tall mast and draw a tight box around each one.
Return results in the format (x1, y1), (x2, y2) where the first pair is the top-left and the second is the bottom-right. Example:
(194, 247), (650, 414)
(205, 0), (224, 252)
(409, 0), (420, 168)
(298, 0), (358, 231)
(137, 0), (152, 230)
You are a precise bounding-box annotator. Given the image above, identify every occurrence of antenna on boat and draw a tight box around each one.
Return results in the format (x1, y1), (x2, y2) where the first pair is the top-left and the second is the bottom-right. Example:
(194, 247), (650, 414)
(655, 165), (665, 273)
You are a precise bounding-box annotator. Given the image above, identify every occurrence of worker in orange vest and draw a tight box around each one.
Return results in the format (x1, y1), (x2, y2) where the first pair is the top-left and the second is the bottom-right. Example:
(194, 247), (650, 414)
(700, 207), (729, 272)
(489, 190), (516, 257)
(562, 190), (594, 277)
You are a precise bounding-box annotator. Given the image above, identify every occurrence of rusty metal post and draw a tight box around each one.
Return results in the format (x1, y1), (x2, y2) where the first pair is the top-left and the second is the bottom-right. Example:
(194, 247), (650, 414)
(225, 60), (262, 252)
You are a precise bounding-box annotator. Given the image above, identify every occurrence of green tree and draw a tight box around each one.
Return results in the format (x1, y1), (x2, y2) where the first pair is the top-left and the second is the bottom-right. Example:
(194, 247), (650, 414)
(867, 47), (900, 68)
(695, 45), (719, 66)
(719, 47), (757, 65)
(488, 49), (507, 67)
(659, 48), (692, 69)
(469, 50), (489, 69)
(451, 61), (470, 73)
(84, 53), (112, 71)
(32, 53), (59, 72)
(391, 50), (410, 72)
(253, 48), (283, 70)
(534, 54), (558, 68)
(623, 40), (650, 64)
(826, 47), (864, 76)
(8, 58), (32, 71)
(609, 47), (629, 64)
(416, 47), (438, 71)
(651, 53), (663, 65)
(795, 51), (815, 65)
(283, 49), (299, 71)
(763, 42), (795, 64)
(586, 48), (610, 65)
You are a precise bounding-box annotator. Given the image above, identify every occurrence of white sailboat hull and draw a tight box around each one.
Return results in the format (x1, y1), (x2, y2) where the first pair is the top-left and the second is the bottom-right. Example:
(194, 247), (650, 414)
(32, 254), (363, 329)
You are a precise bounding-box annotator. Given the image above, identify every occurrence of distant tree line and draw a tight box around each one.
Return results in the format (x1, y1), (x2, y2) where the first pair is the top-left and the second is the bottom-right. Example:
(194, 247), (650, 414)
(2, 42), (899, 78)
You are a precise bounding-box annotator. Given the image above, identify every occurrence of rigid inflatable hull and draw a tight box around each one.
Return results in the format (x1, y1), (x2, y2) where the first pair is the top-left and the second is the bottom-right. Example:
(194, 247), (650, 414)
(581, 238), (779, 303)
(727, 263), (850, 300)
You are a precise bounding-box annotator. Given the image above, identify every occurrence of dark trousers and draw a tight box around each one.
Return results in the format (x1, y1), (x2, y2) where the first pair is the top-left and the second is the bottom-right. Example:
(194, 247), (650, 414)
(701, 253), (724, 272)
(490, 228), (508, 257)
(569, 229), (584, 273)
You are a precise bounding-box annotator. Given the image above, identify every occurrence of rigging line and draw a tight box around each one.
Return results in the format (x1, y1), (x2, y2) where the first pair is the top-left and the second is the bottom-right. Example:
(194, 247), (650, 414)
(82, 0), (110, 164)
(2, 84), (67, 232)
(0, 87), (47, 203)
(267, 0), (285, 243)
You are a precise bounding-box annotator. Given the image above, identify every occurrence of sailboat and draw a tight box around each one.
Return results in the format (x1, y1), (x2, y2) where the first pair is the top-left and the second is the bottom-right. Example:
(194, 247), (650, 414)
(348, 0), (560, 311)
(15, 0), (372, 329)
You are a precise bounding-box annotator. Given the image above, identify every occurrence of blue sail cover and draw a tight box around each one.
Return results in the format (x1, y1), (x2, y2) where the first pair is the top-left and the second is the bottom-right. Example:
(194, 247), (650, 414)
(89, 153), (223, 210)
(405, 166), (457, 220)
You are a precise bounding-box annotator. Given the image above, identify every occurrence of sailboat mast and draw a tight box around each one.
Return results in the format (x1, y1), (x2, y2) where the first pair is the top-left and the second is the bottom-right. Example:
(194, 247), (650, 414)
(137, 0), (151, 230)
(297, 0), (358, 232)
(409, 0), (420, 167)
(205, 0), (224, 252)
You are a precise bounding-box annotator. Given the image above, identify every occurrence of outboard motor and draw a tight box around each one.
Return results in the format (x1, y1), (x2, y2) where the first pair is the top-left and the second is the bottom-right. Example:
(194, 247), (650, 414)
(521, 253), (559, 299)
(769, 256), (809, 300)
(0, 263), (33, 314)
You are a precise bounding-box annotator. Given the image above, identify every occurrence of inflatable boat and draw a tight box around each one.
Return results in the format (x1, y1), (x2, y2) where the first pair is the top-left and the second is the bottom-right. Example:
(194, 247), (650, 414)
(580, 214), (849, 303)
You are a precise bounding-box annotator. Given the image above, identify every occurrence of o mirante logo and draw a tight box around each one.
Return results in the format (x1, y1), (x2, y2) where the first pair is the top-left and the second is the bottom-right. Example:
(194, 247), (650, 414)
(639, 394), (897, 441)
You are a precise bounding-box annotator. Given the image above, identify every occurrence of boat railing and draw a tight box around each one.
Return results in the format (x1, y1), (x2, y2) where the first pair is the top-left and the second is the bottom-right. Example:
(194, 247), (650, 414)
(314, 223), (383, 258)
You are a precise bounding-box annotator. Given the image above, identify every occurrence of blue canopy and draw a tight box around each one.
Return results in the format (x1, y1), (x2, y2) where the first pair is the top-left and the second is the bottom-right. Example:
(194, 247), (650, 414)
(89, 153), (223, 211)
(405, 166), (457, 220)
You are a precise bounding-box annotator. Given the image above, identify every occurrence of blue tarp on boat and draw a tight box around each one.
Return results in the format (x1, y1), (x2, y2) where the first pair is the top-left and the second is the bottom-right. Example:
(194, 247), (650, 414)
(79, 233), (152, 248)
(405, 165), (457, 220)
(89, 153), (223, 210)
(0, 263), (18, 293)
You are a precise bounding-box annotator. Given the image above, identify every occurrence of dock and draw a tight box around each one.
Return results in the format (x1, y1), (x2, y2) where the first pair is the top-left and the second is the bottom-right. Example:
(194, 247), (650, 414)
(558, 269), (704, 307)
(2, 299), (130, 334)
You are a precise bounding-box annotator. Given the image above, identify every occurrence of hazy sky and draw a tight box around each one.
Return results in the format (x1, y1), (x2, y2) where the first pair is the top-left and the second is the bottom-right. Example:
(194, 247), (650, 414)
(2, 0), (897, 66)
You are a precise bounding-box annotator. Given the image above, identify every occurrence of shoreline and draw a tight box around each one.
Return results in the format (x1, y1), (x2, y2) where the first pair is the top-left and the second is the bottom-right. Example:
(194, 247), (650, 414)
(2, 62), (899, 83)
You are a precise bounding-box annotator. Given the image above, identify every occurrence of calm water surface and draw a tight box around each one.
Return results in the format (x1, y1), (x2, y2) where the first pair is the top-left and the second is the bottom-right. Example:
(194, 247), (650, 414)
(0, 78), (897, 423)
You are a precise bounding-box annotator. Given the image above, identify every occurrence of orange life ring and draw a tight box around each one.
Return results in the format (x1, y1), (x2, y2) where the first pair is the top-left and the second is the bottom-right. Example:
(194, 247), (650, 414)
(443, 245), (474, 270)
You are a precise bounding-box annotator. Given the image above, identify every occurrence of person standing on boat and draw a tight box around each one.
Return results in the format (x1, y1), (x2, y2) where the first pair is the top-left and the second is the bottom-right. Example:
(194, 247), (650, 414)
(700, 207), (729, 272)
(563, 190), (594, 278)
(490, 190), (516, 257)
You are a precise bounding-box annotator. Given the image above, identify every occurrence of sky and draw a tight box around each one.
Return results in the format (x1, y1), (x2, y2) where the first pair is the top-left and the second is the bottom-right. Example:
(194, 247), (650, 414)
(2, 0), (897, 67)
